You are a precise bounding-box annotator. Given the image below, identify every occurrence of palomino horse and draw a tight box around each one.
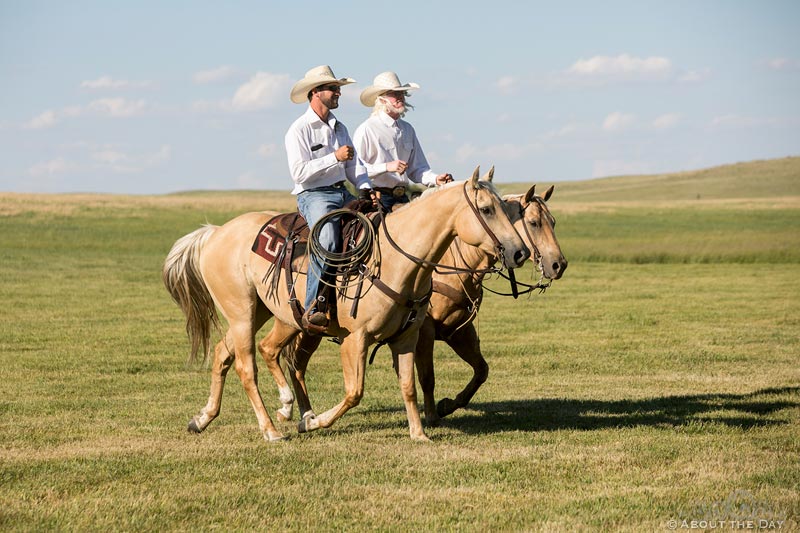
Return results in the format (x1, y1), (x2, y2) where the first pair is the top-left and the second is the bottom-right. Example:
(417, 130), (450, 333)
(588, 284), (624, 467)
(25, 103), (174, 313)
(270, 177), (566, 427)
(162, 168), (529, 442)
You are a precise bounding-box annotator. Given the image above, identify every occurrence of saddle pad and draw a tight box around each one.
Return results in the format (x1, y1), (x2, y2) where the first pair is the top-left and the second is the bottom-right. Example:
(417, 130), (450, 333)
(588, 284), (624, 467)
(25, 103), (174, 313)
(251, 212), (308, 265)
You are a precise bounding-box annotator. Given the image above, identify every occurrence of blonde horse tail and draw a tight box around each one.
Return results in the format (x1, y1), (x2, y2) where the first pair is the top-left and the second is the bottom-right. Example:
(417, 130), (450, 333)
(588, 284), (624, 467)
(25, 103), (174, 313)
(162, 225), (221, 364)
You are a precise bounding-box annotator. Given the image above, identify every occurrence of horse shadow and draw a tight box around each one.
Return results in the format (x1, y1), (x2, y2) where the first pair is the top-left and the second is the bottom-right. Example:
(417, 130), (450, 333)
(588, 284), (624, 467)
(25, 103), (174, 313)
(436, 386), (799, 435)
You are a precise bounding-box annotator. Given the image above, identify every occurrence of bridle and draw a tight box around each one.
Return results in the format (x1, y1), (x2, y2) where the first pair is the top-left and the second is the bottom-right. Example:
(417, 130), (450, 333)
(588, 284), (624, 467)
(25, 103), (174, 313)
(363, 181), (516, 363)
(484, 196), (553, 298)
(378, 181), (514, 275)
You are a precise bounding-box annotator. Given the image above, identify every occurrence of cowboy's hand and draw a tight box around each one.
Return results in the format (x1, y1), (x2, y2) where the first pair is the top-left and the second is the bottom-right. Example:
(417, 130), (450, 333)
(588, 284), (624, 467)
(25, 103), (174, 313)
(359, 188), (379, 207)
(436, 173), (454, 186)
(335, 145), (355, 161)
(386, 160), (408, 174)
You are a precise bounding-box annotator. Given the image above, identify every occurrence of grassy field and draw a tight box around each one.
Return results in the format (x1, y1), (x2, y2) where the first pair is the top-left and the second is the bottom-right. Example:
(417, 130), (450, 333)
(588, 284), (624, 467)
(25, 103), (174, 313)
(1, 158), (798, 531)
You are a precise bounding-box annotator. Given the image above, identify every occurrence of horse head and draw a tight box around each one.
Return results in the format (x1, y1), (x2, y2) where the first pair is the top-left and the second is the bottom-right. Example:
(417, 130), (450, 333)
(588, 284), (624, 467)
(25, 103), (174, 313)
(504, 184), (568, 280)
(456, 166), (530, 269)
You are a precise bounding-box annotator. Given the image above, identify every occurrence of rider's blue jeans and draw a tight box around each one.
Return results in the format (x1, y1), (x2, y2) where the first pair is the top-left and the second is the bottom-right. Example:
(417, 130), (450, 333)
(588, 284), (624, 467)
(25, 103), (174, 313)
(296, 184), (355, 312)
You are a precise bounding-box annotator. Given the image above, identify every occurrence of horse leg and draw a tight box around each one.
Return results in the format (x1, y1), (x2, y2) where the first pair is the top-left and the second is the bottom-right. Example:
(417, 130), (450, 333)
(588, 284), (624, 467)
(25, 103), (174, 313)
(257, 321), (300, 422)
(414, 317), (439, 426)
(229, 319), (286, 442)
(286, 333), (322, 421)
(392, 335), (430, 441)
(437, 323), (488, 418)
(298, 334), (367, 434)
(188, 330), (235, 433)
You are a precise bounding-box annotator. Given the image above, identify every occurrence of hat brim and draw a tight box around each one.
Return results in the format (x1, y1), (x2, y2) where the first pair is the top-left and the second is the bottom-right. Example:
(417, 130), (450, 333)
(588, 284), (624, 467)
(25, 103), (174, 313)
(360, 82), (420, 107)
(290, 76), (356, 104)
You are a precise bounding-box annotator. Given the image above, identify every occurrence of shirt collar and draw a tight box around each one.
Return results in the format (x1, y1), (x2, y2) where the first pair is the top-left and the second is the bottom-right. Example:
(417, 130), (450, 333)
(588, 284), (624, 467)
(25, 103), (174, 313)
(305, 105), (338, 129)
(377, 111), (398, 128)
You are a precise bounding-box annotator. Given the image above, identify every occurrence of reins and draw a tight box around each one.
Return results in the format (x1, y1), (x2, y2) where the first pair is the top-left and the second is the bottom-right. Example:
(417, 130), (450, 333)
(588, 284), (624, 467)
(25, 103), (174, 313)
(376, 182), (508, 277)
(363, 182), (512, 363)
(484, 197), (552, 297)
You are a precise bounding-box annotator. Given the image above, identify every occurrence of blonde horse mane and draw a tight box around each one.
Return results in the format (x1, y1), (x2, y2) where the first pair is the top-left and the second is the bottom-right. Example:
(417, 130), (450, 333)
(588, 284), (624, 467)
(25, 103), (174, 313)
(392, 178), (500, 214)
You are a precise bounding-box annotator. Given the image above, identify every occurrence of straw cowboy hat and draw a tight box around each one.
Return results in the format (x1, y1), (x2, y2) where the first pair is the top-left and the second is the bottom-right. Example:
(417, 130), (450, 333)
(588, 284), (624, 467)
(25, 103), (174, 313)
(290, 65), (356, 104)
(360, 71), (420, 107)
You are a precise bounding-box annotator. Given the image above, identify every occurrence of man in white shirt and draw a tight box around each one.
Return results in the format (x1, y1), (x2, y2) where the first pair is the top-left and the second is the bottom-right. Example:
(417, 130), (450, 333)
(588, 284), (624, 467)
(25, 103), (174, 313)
(353, 71), (453, 212)
(285, 65), (376, 333)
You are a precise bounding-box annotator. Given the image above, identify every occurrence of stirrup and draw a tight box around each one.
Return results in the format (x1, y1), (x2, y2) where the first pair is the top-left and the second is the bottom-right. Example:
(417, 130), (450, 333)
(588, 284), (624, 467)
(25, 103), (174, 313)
(301, 307), (329, 335)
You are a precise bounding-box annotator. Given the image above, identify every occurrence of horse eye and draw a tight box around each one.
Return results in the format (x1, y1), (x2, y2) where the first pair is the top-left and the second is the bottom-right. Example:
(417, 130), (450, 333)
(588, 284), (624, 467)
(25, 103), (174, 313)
(479, 206), (492, 215)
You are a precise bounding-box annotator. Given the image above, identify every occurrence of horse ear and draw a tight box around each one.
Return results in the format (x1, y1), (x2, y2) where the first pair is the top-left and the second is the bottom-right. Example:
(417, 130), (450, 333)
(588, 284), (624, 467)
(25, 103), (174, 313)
(481, 165), (495, 182)
(543, 185), (554, 202)
(524, 184), (537, 205)
(470, 166), (481, 189)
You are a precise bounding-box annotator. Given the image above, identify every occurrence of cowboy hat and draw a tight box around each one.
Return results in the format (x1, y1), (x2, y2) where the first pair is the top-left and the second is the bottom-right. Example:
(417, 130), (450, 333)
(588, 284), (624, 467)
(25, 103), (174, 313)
(360, 71), (420, 107)
(290, 65), (356, 104)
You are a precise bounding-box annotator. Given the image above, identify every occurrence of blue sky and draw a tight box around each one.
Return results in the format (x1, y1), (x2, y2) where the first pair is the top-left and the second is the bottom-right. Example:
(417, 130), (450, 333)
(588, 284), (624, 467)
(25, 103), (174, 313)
(1, 0), (798, 194)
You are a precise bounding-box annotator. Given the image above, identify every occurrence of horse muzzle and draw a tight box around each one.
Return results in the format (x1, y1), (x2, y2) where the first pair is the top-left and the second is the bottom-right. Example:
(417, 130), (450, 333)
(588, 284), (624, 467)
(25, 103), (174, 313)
(501, 244), (530, 269)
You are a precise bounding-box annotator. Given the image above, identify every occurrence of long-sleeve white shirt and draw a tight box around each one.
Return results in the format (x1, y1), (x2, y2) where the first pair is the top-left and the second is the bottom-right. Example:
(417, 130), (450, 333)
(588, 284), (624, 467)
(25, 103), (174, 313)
(285, 106), (371, 195)
(352, 112), (438, 188)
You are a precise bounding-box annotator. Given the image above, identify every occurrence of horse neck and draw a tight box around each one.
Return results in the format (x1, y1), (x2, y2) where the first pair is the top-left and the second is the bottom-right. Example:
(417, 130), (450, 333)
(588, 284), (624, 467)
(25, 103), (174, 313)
(379, 188), (465, 293)
(439, 237), (496, 292)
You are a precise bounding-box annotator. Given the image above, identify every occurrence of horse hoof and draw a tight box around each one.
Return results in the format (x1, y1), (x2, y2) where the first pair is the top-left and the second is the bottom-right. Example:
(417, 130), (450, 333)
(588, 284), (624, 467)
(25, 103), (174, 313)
(436, 398), (458, 418)
(426, 416), (441, 428)
(266, 433), (288, 443)
(187, 418), (203, 434)
(276, 411), (291, 423)
(411, 433), (431, 443)
(298, 415), (318, 433)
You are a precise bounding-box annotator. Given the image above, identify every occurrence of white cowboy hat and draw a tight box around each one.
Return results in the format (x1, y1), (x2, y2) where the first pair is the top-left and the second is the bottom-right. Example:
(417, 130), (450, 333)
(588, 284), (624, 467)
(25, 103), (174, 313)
(290, 65), (356, 104)
(359, 71), (420, 107)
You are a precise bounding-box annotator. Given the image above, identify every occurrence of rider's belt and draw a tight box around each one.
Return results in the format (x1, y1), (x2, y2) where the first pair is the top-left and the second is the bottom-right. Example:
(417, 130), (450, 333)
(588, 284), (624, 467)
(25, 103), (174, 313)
(331, 180), (346, 188)
(375, 186), (406, 198)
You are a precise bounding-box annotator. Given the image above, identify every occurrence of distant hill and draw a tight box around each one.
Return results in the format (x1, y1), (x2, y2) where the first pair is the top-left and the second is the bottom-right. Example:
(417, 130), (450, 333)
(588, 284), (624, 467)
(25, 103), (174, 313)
(498, 156), (800, 202)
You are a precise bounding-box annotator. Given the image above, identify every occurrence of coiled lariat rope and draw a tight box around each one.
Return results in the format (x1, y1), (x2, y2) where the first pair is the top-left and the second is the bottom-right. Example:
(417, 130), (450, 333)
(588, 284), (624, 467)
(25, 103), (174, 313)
(307, 208), (379, 291)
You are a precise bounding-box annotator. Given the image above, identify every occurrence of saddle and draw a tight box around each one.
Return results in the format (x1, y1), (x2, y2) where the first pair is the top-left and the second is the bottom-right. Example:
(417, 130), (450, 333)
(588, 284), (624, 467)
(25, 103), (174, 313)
(251, 209), (379, 332)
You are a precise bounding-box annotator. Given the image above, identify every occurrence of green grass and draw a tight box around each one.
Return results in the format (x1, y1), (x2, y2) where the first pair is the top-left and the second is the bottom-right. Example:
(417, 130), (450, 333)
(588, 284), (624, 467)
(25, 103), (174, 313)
(0, 158), (798, 531)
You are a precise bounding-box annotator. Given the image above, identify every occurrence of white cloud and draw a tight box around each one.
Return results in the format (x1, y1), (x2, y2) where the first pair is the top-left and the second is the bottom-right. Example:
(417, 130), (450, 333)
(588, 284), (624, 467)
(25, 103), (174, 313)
(257, 143), (278, 158)
(495, 75), (517, 94)
(677, 68), (711, 83)
(92, 150), (129, 165)
(541, 122), (588, 140)
(89, 144), (171, 173)
(194, 66), (237, 84)
(567, 54), (673, 82)
(653, 113), (681, 129)
(767, 57), (800, 71)
(602, 112), (636, 132)
(88, 98), (147, 117)
(231, 72), (290, 111)
(28, 157), (76, 177)
(81, 76), (152, 90)
(25, 110), (59, 129)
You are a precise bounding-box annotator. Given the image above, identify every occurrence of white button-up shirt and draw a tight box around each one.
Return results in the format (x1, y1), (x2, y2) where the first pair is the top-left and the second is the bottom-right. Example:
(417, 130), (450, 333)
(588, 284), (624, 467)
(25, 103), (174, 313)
(285, 106), (371, 195)
(353, 112), (438, 189)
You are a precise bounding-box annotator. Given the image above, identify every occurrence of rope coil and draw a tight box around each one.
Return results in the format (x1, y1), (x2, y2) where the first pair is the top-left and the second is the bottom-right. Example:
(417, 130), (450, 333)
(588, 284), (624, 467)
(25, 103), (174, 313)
(307, 208), (379, 291)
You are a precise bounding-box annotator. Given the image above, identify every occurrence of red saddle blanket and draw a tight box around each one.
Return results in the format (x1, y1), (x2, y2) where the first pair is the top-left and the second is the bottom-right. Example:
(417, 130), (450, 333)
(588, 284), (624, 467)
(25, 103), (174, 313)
(251, 212), (308, 266)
